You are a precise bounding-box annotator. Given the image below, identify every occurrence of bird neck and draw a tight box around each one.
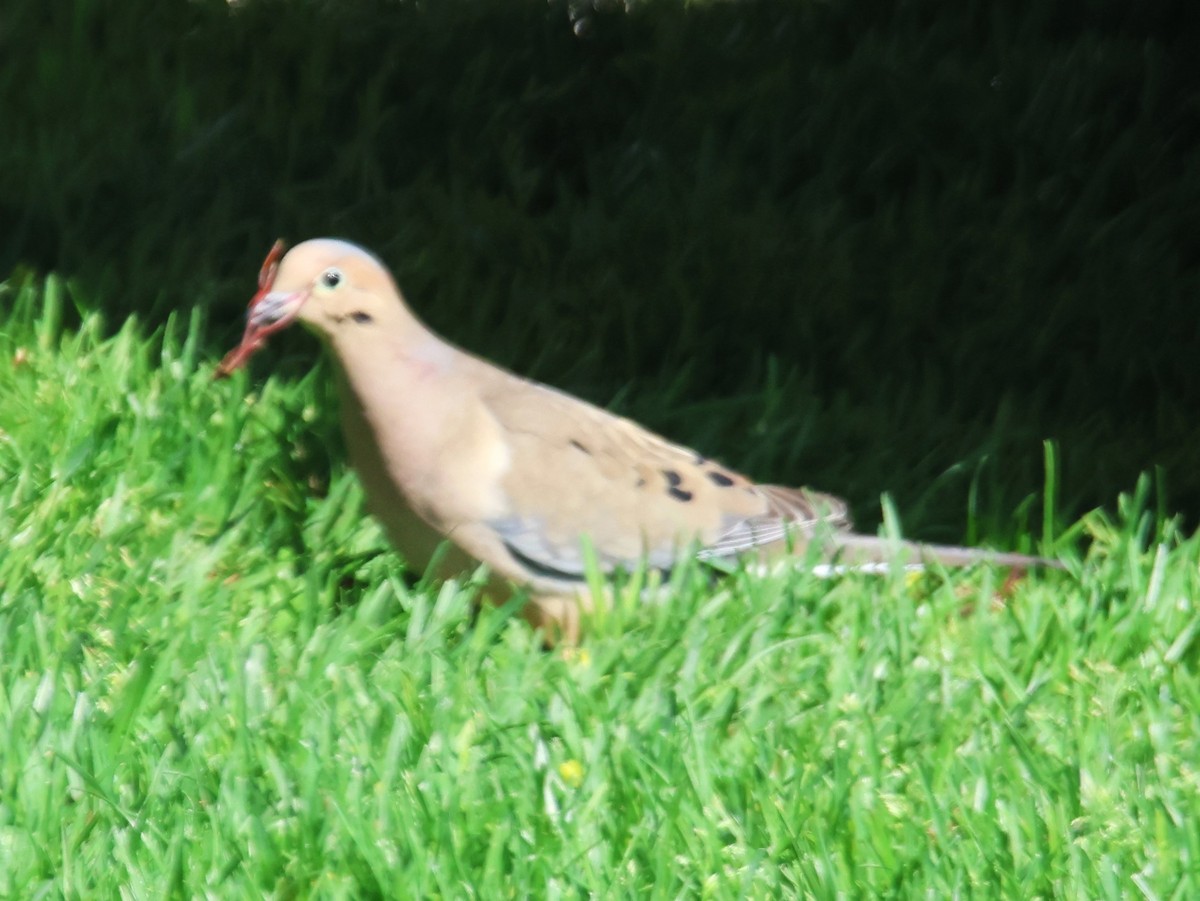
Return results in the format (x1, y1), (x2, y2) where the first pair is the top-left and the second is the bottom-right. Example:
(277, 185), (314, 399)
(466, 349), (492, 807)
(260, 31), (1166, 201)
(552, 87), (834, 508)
(331, 327), (465, 489)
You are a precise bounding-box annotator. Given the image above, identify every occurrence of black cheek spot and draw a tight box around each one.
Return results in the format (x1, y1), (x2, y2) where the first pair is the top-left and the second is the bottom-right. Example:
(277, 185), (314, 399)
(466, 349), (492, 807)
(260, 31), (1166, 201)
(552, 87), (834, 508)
(668, 486), (694, 502)
(707, 471), (735, 487)
(635, 477), (646, 488)
(569, 439), (591, 455)
(350, 311), (373, 324)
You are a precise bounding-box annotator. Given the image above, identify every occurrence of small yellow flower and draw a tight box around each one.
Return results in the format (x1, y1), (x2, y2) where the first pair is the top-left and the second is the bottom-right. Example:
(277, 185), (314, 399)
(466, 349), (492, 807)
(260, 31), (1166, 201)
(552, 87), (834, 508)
(558, 759), (584, 788)
(560, 647), (592, 666)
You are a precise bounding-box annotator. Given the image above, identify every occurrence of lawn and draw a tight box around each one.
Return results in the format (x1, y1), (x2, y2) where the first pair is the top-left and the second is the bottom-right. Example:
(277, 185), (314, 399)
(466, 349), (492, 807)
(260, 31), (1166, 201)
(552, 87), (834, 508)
(2, 262), (1197, 898)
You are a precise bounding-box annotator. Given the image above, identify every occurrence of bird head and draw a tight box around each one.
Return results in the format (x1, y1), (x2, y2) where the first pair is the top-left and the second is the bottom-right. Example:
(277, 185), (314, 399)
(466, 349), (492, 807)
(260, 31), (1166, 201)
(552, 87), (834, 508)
(216, 238), (404, 376)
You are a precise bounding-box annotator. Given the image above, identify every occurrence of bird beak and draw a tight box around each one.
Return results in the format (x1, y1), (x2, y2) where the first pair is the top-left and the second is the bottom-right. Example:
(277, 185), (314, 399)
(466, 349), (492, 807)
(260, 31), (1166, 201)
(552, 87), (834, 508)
(247, 289), (308, 330)
(215, 239), (301, 378)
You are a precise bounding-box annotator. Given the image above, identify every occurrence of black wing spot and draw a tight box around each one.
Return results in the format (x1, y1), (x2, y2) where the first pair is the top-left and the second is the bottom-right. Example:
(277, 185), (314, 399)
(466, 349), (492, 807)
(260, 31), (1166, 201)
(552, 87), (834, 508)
(663, 469), (693, 500)
(635, 477), (646, 488)
(569, 439), (591, 455)
(707, 471), (735, 487)
(350, 311), (373, 324)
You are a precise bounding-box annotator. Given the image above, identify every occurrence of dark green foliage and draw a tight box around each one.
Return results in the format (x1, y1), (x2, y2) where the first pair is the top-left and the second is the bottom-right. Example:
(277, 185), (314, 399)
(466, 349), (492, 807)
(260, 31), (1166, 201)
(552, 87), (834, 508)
(2, 0), (1197, 532)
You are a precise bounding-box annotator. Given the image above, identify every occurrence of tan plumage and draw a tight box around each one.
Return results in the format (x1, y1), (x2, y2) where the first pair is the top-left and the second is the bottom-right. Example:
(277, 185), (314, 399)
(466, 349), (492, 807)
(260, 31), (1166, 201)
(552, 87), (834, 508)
(219, 238), (1057, 640)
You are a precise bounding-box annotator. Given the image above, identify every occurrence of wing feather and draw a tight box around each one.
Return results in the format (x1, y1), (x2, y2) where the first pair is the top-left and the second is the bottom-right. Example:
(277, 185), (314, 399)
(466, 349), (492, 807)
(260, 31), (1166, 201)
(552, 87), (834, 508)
(476, 373), (850, 582)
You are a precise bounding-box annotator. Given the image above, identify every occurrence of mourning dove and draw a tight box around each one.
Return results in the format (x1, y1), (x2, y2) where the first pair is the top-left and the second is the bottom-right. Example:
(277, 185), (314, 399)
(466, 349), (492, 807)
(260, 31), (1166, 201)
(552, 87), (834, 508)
(218, 238), (1059, 640)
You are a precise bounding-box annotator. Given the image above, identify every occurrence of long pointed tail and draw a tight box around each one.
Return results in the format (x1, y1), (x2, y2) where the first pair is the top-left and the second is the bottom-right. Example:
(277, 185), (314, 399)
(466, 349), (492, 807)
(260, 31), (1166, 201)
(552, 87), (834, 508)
(815, 532), (1063, 574)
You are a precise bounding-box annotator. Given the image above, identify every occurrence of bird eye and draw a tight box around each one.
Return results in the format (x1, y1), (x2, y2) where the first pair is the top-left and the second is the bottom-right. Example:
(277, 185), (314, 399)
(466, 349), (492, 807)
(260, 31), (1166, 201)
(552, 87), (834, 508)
(319, 268), (343, 289)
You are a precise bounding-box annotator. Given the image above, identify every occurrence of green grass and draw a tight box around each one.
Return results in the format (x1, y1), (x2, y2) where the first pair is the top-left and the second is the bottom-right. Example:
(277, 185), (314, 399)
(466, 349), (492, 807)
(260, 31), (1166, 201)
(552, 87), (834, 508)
(3, 274), (1199, 897)
(3, 0), (1198, 531)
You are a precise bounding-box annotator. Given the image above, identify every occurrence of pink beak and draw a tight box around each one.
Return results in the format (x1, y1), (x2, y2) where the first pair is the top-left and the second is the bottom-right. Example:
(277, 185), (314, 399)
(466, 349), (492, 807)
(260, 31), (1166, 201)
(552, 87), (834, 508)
(215, 239), (305, 378)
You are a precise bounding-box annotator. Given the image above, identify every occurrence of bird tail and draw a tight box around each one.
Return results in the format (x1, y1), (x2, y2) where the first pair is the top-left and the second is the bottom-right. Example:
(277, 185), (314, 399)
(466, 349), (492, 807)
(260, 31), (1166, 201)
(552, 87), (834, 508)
(813, 532), (1063, 575)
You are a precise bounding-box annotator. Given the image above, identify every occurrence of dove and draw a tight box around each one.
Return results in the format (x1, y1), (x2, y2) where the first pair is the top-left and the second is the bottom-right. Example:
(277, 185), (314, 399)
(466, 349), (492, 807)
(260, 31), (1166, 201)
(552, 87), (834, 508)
(218, 238), (1059, 641)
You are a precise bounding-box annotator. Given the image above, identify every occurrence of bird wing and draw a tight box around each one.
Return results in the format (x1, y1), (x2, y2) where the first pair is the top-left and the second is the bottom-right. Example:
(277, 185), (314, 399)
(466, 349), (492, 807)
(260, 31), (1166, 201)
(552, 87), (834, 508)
(476, 373), (850, 582)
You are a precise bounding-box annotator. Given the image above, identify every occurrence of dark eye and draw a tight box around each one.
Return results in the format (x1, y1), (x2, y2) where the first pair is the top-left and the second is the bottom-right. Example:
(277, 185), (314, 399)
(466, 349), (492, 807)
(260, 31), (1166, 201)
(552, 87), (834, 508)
(320, 268), (343, 289)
